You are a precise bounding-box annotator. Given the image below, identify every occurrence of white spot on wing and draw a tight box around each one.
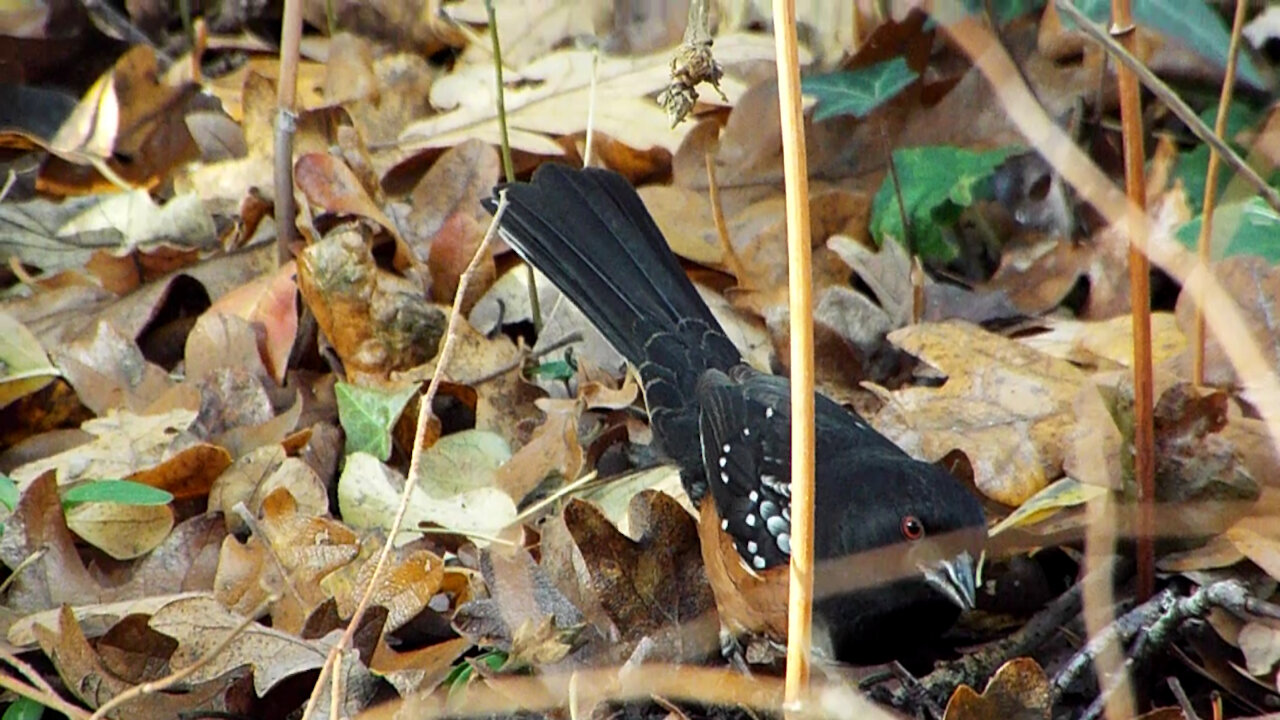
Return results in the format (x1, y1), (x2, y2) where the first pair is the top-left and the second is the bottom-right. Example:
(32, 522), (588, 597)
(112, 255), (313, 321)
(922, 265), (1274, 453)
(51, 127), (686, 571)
(745, 514), (756, 527)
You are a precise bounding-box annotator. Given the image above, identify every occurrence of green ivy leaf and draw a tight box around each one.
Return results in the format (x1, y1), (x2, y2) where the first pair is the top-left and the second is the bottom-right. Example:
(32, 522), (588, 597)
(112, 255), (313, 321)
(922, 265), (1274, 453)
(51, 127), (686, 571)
(870, 145), (1021, 262)
(62, 480), (173, 507)
(1175, 197), (1280, 264)
(336, 381), (420, 461)
(802, 58), (918, 122)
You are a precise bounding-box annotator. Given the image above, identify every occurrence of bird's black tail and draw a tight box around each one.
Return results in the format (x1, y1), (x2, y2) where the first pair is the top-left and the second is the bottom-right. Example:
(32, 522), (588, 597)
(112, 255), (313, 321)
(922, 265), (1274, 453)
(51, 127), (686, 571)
(487, 165), (725, 364)
(486, 164), (741, 500)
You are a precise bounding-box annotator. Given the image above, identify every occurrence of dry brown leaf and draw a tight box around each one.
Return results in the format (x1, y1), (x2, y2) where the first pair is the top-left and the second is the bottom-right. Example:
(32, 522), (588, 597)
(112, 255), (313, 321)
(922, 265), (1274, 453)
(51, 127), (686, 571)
(296, 224), (446, 382)
(8, 591), (208, 648)
(148, 594), (331, 697)
(185, 311), (270, 383)
(40, 45), (200, 194)
(943, 657), (1051, 720)
(332, 548), (446, 633)
(369, 635), (472, 696)
(213, 488), (359, 633)
(452, 546), (586, 662)
(205, 261), (300, 384)
(51, 319), (173, 414)
(494, 398), (584, 504)
(875, 322), (1086, 506)
(1174, 255), (1280, 389)
(553, 493), (718, 663)
(9, 407), (201, 488)
(401, 319), (542, 449)
(34, 605), (245, 716)
(0, 472), (105, 615)
(406, 139), (501, 310)
(1020, 313), (1188, 371)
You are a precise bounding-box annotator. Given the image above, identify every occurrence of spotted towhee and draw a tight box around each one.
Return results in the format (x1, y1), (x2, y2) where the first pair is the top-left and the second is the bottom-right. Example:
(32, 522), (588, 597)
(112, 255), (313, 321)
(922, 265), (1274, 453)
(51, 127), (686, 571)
(486, 165), (987, 665)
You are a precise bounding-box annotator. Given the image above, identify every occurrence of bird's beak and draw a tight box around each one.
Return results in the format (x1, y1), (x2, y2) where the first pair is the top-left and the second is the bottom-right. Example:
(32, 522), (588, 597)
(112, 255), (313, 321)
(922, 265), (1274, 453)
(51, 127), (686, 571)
(920, 551), (977, 611)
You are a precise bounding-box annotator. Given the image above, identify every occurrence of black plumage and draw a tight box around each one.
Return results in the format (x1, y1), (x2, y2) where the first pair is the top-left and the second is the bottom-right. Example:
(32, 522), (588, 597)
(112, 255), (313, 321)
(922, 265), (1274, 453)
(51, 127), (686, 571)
(485, 164), (987, 664)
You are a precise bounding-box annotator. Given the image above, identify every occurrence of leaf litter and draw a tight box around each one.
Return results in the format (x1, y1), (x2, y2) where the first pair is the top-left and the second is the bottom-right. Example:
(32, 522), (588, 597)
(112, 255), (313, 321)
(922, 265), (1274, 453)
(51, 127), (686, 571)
(0, 3), (1278, 720)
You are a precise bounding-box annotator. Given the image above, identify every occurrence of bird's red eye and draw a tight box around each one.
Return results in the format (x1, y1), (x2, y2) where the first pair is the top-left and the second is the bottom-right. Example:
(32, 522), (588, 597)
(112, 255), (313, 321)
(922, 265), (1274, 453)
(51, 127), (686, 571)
(901, 515), (924, 540)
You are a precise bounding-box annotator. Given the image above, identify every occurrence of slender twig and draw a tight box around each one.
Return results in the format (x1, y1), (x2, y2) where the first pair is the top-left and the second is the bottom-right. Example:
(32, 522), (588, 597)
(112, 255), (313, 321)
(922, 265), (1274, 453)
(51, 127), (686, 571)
(1193, 0), (1249, 386)
(704, 154), (749, 282)
(0, 646), (90, 720)
(298, 195), (511, 720)
(0, 643), (62, 698)
(771, 0), (816, 710)
(483, 0), (540, 334)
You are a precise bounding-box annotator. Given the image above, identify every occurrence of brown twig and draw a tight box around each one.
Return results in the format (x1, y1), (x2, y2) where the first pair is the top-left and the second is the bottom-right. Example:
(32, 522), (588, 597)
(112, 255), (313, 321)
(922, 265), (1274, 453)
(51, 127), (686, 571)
(0, 646), (91, 720)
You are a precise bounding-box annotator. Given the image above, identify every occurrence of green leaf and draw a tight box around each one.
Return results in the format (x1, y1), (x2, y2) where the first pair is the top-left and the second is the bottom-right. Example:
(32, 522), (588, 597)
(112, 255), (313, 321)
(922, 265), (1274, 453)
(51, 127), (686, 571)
(527, 359), (576, 381)
(0, 475), (18, 511)
(62, 480), (173, 507)
(1066, 0), (1265, 89)
(444, 651), (507, 700)
(802, 58), (918, 122)
(336, 381), (420, 461)
(1175, 197), (1280, 264)
(870, 145), (1021, 262)
(2, 697), (45, 720)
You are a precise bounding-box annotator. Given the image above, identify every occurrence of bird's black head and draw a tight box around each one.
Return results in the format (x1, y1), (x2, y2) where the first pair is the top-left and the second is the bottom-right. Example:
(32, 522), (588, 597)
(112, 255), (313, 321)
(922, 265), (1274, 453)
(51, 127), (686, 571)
(811, 449), (987, 663)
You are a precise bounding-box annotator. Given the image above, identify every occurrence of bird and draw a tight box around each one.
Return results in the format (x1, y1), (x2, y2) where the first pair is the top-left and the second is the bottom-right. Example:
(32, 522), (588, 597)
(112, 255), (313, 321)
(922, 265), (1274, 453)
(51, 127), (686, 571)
(484, 164), (987, 666)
